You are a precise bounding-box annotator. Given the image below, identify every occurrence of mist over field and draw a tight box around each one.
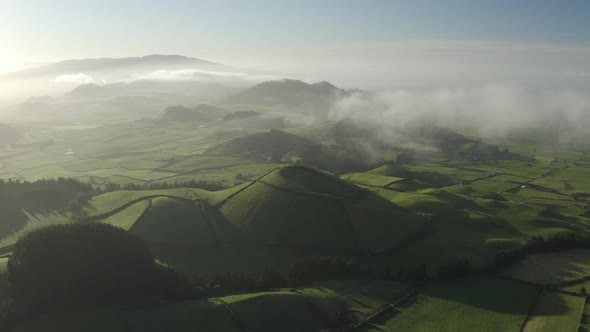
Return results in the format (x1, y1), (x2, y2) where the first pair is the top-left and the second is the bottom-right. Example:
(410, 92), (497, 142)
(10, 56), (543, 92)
(330, 84), (590, 142)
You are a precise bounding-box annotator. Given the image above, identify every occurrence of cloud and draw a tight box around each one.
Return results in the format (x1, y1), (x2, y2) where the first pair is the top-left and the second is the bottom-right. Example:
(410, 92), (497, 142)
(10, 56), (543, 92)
(330, 83), (590, 142)
(123, 69), (280, 85)
(55, 73), (97, 85)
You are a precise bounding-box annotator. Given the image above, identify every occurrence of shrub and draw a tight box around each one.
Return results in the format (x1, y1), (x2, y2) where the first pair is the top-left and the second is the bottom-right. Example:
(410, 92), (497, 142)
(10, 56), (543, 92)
(7, 223), (185, 312)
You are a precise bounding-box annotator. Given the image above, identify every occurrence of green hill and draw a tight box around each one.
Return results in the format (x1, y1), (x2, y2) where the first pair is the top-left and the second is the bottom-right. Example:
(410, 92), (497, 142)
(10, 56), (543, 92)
(226, 79), (345, 108)
(218, 166), (425, 254)
(128, 197), (215, 247)
(77, 166), (424, 274)
(161, 104), (223, 122)
(206, 130), (312, 162)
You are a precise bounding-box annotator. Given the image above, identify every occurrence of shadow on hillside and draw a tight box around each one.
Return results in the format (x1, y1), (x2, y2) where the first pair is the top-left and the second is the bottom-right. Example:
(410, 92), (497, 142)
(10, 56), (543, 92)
(501, 250), (590, 286)
(413, 277), (572, 316)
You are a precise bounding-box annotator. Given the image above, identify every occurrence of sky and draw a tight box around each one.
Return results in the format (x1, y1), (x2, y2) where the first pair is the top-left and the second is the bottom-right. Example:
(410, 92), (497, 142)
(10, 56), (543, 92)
(2, 0), (590, 63)
(1, 0), (590, 90)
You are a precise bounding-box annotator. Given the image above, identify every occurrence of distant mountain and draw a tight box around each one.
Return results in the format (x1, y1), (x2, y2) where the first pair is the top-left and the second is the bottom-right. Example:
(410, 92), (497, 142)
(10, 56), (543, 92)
(65, 80), (237, 100)
(65, 83), (111, 99)
(1, 54), (221, 80)
(206, 130), (311, 162)
(226, 79), (347, 108)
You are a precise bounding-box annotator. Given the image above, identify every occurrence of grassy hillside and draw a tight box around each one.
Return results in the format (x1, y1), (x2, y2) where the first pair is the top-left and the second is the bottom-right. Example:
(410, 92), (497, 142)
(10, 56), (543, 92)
(219, 166), (424, 254)
(129, 197), (215, 247)
(206, 130), (311, 162)
(524, 290), (585, 332)
(361, 277), (538, 332)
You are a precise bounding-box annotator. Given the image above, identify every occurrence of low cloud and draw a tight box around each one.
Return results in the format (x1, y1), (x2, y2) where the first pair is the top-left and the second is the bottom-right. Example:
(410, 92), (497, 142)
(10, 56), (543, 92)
(55, 73), (98, 85)
(331, 83), (590, 142)
(123, 69), (280, 85)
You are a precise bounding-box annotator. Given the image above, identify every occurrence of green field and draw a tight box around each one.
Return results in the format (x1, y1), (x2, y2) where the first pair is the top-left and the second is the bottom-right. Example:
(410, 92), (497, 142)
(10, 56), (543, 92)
(341, 172), (404, 187)
(6, 278), (413, 332)
(0, 257), (7, 274)
(523, 290), (585, 332)
(501, 250), (590, 285)
(361, 277), (538, 332)
(580, 299), (590, 332)
(3, 101), (590, 331)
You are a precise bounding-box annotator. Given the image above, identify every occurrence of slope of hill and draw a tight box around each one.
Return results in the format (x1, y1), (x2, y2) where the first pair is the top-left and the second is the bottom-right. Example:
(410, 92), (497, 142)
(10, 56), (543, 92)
(206, 130), (312, 161)
(74, 166), (424, 274)
(162, 104), (224, 122)
(226, 79), (346, 107)
(218, 166), (425, 254)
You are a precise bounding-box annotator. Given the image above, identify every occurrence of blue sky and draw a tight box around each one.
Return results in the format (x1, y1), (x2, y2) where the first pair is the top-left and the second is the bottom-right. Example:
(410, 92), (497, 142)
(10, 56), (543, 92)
(1, 0), (590, 91)
(1, 0), (590, 63)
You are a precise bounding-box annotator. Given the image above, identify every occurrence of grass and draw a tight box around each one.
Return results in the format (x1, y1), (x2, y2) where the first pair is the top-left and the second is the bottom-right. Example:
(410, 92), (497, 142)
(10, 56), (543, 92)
(0, 212), (71, 249)
(100, 200), (150, 230)
(302, 279), (413, 315)
(341, 172), (404, 187)
(124, 299), (242, 332)
(0, 120), (290, 187)
(219, 166), (426, 254)
(218, 291), (332, 332)
(81, 188), (191, 218)
(501, 250), (590, 285)
(559, 280), (590, 294)
(220, 181), (359, 251)
(531, 164), (590, 194)
(377, 190), (460, 215)
(345, 193), (425, 253)
(368, 210), (523, 275)
(262, 166), (363, 198)
(0, 257), (7, 274)
(129, 197), (215, 247)
(10, 306), (130, 332)
(580, 299), (590, 332)
(523, 290), (585, 332)
(361, 276), (537, 332)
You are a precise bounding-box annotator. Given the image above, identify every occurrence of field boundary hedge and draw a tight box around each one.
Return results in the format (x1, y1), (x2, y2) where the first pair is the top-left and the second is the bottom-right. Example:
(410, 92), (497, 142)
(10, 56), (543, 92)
(518, 287), (544, 332)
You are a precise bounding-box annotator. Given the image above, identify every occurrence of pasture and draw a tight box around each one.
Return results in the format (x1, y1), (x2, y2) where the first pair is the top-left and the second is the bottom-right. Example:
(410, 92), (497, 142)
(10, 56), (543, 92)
(501, 250), (590, 285)
(523, 291), (585, 332)
(360, 277), (537, 332)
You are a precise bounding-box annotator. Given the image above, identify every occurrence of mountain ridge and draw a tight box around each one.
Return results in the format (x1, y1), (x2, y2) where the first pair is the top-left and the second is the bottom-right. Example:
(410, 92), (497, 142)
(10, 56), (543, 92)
(1, 54), (221, 79)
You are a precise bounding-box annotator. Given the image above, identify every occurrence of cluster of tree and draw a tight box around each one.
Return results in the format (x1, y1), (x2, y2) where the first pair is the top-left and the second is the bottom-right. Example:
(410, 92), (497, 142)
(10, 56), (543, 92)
(485, 233), (587, 272)
(1, 223), (187, 328)
(572, 192), (590, 200)
(187, 256), (475, 293)
(102, 179), (226, 192)
(0, 177), (93, 195)
(435, 259), (471, 281)
(0, 178), (98, 238)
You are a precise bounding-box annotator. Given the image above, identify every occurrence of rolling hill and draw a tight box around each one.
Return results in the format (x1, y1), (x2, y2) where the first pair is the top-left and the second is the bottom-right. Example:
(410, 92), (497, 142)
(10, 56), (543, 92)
(226, 79), (346, 107)
(205, 130), (312, 162)
(218, 166), (425, 254)
(72, 166), (425, 275)
(162, 104), (224, 122)
(1, 54), (221, 80)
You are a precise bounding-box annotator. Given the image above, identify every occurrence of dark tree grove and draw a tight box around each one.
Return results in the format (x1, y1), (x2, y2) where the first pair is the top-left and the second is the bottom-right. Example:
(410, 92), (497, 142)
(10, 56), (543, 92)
(7, 223), (187, 313)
